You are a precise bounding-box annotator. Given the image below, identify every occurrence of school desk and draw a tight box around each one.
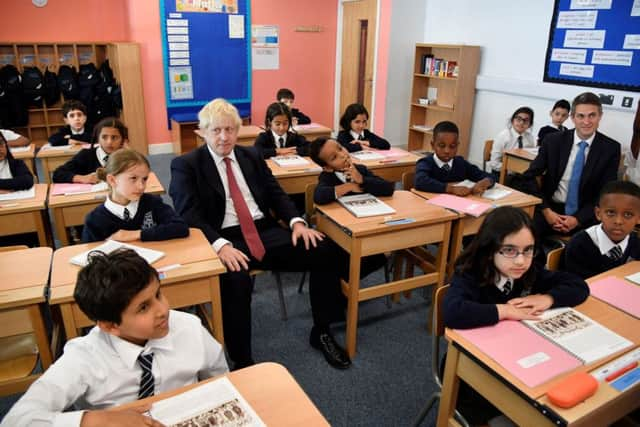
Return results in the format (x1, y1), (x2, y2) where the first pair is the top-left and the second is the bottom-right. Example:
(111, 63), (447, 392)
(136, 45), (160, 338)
(411, 184), (541, 275)
(35, 143), (85, 184)
(0, 183), (50, 247)
(352, 149), (422, 183)
(118, 362), (329, 426)
(184, 122), (333, 153)
(266, 157), (321, 194)
(49, 228), (226, 347)
(0, 247), (53, 395)
(436, 262), (640, 427)
(10, 143), (36, 178)
(499, 147), (537, 184)
(315, 190), (458, 357)
(47, 172), (164, 247)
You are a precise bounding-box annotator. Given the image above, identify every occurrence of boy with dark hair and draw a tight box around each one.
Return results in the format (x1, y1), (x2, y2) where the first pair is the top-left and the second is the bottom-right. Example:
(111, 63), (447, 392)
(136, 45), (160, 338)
(276, 87), (311, 125)
(414, 120), (494, 195)
(565, 180), (640, 278)
(310, 137), (394, 204)
(48, 99), (93, 146)
(537, 99), (571, 144)
(1, 249), (227, 427)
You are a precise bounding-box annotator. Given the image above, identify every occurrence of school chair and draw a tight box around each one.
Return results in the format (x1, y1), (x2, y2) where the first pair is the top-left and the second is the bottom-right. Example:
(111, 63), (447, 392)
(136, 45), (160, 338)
(297, 183), (318, 294)
(546, 246), (564, 271)
(483, 139), (493, 172)
(412, 284), (469, 427)
(250, 269), (288, 321)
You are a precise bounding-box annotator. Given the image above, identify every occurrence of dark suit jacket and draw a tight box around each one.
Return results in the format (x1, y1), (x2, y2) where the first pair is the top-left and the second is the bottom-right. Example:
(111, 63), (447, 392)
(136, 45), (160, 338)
(169, 145), (299, 244)
(314, 164), (394, 205)
(52, 147), (101, 183)
(0, 157), (33, 191)
(523, 129), (620, 227)
(48, 125), (93, 146)
(253, 131), (309, 159)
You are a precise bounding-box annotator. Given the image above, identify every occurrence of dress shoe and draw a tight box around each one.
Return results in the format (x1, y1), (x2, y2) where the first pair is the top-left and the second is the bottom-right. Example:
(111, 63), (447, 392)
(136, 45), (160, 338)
(310, 329), (351, 369)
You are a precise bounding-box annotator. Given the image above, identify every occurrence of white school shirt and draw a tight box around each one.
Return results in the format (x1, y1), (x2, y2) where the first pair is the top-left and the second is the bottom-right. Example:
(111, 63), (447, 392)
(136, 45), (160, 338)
(432, 153), (454, 169)
(585, 223), (629, 255)
(271, 130), (287, 148)
(624, 145), (640, 186)
(552, 131), (595, 204)
(0, 310), (228, 427)
(104, 196), (140, 220)
(350, 130), (364, 141)
(489, 127), (535, 172)
(0, 128), (22, 142)
(96, 146), (109, 167)
(0, 160), (11, 179)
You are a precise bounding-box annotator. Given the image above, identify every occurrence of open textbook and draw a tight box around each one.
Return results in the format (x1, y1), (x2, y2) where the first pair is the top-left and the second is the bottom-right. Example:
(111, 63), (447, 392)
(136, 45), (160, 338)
(456, 307), (632, 388)
(0, 186), (35, 201)
(271, 155), (310, 167)
(350, 150), (385, 161)
(338, 193), (396, 218)
(150, 376), (265, 427)
(70, 240), (164, 267)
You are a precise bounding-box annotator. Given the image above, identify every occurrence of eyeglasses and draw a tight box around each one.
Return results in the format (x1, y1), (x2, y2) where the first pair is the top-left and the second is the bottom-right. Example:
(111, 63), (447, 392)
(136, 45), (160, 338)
(513, 116), (531, 124)
(498, 245), (536, 258)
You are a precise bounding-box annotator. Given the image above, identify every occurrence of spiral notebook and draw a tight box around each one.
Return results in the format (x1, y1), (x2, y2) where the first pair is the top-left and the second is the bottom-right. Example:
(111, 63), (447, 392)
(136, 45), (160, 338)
(338, 193), (396, 218)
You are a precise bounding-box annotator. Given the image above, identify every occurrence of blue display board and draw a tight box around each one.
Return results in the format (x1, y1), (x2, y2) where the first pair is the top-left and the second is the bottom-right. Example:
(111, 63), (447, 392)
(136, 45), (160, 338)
(160, 0), (252, 125)
(544, 0), (640, 92)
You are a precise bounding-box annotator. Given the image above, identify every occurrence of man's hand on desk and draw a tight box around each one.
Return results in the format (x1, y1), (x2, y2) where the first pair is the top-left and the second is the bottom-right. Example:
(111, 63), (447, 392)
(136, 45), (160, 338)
(292, 222), (324, 250)
(81, 405), (166, 427)
(218, 244), (250, 272)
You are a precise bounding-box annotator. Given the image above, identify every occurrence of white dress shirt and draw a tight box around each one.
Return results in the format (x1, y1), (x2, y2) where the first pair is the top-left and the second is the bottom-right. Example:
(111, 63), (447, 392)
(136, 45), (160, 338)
(271, 130), (287, 148)
(432, 153), (454, 169)
(552, 131), (595, 204)
(0, 159), (11, 179)
(96, 146), (109, 167)
(585, 223), (629, 255)
(71, 127), (86, 136)
(104, 196), (139, 220)
(350, 130), (364, 141)
(489, 127), (536, 172)
(0, 310), (228, 427)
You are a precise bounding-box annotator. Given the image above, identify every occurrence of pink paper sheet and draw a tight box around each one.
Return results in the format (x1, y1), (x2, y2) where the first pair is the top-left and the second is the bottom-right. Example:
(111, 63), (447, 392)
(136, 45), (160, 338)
(426, 194), (492, 217)
(589, 276), (640, 318)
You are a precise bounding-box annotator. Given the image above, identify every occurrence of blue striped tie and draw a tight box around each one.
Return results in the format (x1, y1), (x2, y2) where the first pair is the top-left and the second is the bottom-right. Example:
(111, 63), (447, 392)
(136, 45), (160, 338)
(137, 352), (154, 399)
(565, 141), (587, 215)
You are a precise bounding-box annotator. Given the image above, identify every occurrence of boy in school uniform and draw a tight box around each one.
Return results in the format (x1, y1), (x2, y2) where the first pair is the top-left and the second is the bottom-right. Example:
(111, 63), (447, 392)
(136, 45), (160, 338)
(524, 92), (621, 239)
(309, 137), (394, 204)
(537, 99), (571, 145)
(277, 88), (311, 125)
(414, 120), (494, 195)
(48, 100), (93, 146)
(1, 249), (228, 427)
(565, 180), (640, 279)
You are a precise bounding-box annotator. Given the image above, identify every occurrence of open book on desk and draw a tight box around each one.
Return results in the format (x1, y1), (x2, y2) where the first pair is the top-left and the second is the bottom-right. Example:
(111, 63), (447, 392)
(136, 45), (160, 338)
(350, 150), (386, 161)
(150, 376), (265, 427)
(457, 308), (632, 388)
(271, 155), (310, 167)
(0, 186), (35, 201)
(70, 240), (164, 267)
(338, 193), (396, 218)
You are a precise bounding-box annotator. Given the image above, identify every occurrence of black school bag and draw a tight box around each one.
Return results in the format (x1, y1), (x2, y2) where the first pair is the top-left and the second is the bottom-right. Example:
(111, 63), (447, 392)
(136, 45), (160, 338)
(22, 66), (44, 107)
(43, 66), (60, 106)
(57, 65), (79, 99)
(0, 65), (28, 127)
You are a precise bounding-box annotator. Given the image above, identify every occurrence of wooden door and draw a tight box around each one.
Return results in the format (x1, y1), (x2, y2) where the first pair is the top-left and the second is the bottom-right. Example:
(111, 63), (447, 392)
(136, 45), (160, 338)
(339, 0), (378, 119)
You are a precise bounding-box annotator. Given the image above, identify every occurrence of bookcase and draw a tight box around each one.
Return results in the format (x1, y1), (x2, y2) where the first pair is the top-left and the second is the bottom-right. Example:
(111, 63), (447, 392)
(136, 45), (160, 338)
(0, 42), (148, 154)
(407, 44), (480, 156)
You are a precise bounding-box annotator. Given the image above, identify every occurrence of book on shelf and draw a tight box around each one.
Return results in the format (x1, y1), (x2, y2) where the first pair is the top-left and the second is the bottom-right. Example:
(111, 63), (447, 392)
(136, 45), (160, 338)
(338, 193), (396, 218)
(427, 86), (438, 103)
(70, 240), (165, 267)
(150, 376), (265, 427)
(421, 54), (434, 74)
(446, 61), (458, 77)
(457, 307), (633, 388)
(350, 150), (386, 161)
(271, 155), (310, 167)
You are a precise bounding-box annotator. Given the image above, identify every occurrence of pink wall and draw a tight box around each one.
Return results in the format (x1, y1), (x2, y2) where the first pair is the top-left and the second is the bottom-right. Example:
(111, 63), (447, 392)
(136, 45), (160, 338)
(250, 1), (338, 128)
(372, 0), (391, 135)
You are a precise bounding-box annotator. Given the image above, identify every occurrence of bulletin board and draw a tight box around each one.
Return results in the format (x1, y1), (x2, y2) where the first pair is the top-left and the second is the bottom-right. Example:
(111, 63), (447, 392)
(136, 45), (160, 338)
(159, 0), (252, 125)
(543, 0), (640, 92)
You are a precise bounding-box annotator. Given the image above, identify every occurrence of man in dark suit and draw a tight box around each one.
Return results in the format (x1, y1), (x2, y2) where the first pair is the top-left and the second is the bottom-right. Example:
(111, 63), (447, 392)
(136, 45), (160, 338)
(170, 98), (352, 370)
(524, 92), (620, 239)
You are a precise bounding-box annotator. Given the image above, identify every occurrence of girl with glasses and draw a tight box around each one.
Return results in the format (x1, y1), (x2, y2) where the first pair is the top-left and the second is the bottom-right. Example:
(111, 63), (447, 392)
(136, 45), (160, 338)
(489, 106), (536, 177)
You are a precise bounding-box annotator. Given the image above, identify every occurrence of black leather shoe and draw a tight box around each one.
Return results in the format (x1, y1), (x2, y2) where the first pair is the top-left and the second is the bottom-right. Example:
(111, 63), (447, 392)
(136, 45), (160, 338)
(310, 329), (351, 369)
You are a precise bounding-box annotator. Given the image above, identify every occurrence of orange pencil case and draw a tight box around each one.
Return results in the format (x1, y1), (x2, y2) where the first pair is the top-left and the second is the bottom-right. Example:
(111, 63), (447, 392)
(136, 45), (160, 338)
(547, 372), (598, 408)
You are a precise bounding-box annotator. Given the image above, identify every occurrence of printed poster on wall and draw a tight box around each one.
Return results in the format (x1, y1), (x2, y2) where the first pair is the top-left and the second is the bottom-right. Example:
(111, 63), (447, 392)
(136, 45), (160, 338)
(176, 0), (238, 14)
(169, 66), (194, 100)
(252, 25), (279, 70)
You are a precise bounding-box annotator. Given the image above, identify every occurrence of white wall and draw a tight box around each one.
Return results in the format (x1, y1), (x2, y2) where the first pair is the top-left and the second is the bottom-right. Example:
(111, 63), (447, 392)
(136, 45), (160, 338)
(423, 0), (638, 164)
(383, 0), (426, 146)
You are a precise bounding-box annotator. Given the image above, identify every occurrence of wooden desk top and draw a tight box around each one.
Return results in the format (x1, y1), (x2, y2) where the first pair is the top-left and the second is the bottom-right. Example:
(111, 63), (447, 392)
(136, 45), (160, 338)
(10, 143), (35, 159)
(315, 190), (458, 237)
(49, 228), (225, 302)
(238, 123), (332, 139)
(36, 143), (85, 159)
(47, 172), (164, 208)
(446, 262), (640, 401)
(352, 148), (421, 170)
(119, 362), (329, 426)
(0, 247), (52, 308)
(504, 148), (538, 161)
(0, 183), (47, 213)
(412, 183), (542, 211)
(266, 157), (322, 178)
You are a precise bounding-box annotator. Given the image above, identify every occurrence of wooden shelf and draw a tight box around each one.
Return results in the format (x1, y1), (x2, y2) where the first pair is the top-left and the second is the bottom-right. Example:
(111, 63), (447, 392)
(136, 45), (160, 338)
(407, 43), (480, 154)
